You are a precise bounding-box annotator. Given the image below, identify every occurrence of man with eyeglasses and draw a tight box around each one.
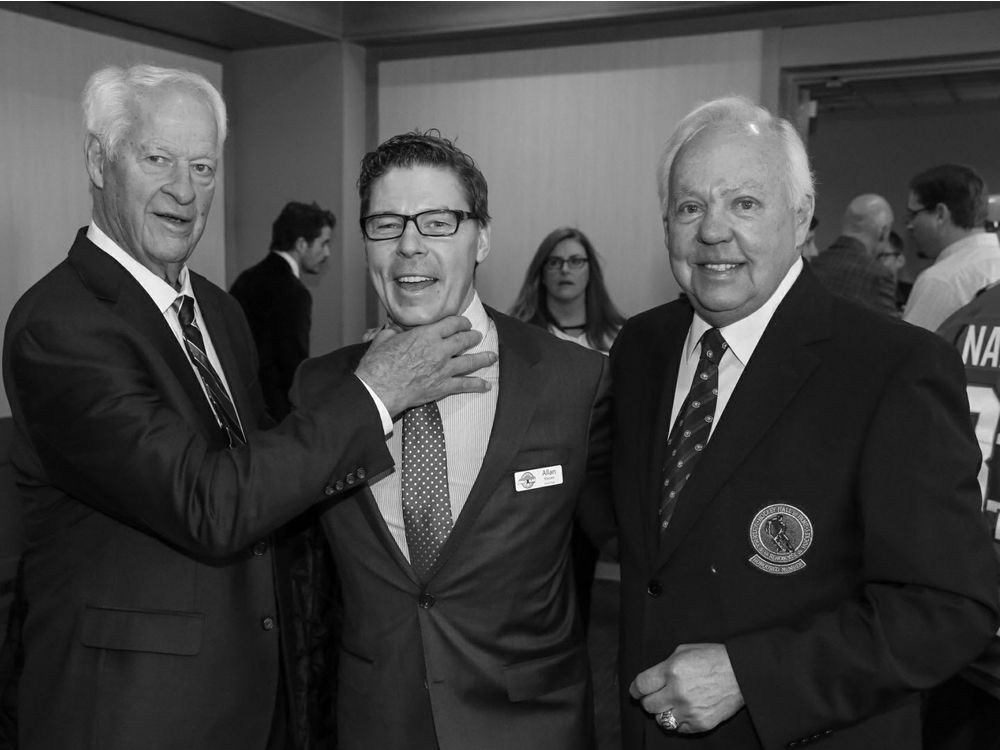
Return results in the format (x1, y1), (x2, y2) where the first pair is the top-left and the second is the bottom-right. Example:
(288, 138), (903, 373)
(290, 131), (613, 750)
(902, 164), (1000, 331)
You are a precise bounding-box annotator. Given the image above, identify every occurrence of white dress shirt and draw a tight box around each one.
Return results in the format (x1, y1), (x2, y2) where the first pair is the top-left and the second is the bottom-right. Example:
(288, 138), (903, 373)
(670, 259), (804, 438)
(87, 221), (244, 434)
(371, 292), (500, 562)
(273, 249), (301, 278)
(903, 232), (1000, 332)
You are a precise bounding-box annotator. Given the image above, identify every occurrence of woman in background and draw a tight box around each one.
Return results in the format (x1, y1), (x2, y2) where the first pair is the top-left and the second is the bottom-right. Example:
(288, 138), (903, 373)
(510, 227), (625, 354)
(510, 226), (625, 634)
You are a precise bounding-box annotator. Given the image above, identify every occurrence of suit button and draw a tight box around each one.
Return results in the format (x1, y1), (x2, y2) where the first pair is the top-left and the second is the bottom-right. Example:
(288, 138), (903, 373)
(647, 580), (662, 597)
(323, 485), (335, 496)
(252, 541), (267, 556)
(418, 593), (435, 609)
(356, 467), (366, 480)
(335, 480), (345, 491)
(261, 616), (275, 631)
(346, 473), (356, 486)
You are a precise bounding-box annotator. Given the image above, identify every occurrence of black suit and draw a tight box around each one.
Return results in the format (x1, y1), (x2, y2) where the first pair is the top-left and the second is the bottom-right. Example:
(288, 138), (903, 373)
(2, 228), (390, 749)
(291, 309), (613, 750)
(611, 267), (998, 749)
(230, 252), (312, 420)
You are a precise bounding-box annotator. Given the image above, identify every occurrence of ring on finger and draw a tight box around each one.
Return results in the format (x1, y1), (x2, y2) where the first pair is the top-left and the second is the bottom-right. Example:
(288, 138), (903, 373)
(655, 708), (679, 731)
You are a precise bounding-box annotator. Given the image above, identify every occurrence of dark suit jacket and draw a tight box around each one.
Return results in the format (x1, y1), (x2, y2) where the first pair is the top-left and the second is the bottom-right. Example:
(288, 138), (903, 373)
(611, 268), (999, 750)
(1, 229), (392, 750)
(230, 252), (312, 420)
(809, 235), (898, 316)
(291, 309), (613, 750)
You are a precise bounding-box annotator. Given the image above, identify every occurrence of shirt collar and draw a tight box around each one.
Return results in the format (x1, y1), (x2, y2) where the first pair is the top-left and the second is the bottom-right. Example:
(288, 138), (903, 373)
(459, 291), (490, 341)
(686, 258), (803, 366)
(87, 221), (192, 314)
(938, 231), (994, 263)
(273, 250), (300, 278)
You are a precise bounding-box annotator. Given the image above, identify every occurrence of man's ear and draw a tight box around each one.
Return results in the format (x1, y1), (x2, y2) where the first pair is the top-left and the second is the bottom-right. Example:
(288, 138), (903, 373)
(293, 236), (308, 258)
(934, 202), (951, 226)
(85, 134), (106, 189)
(794, 195), (815, 246)
(475, 223), (491, 264)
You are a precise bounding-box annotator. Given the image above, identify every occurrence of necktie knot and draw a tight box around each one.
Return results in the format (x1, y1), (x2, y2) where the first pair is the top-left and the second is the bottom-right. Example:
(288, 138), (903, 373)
(701, 328), (727, 365)
(174, 295), (195, 328)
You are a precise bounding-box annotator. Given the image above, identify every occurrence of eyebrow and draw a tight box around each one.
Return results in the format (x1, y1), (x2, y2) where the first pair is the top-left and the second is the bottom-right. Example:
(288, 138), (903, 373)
(674, 180), (766, 198)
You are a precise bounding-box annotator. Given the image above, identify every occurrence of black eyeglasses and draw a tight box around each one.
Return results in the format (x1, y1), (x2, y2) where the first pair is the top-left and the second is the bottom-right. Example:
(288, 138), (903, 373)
(360, 209), (479, 240)
(905, 206), (933, 223)
(545, 256), (589, 271)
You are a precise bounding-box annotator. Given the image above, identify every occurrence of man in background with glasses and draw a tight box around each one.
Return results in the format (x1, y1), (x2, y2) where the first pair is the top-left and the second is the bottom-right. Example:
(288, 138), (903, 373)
(903, 163), (1000, 330)
(290, 131), (613, 750)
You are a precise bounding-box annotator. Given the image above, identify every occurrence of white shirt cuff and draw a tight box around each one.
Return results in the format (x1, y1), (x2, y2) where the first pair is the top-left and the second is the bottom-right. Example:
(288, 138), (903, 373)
(357, 376), (393, 435)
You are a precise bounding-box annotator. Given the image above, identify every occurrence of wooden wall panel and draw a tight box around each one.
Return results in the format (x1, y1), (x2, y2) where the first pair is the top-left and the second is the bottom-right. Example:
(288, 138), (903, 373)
(377, 31), (764, 321)
(0, 8), (224, 417)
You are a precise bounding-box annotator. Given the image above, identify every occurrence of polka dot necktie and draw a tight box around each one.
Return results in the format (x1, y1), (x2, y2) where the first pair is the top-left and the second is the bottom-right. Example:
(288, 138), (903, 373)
(401, 401), (452, 579)
(174, 295), (246, 448)
(659, 328), (728, 537)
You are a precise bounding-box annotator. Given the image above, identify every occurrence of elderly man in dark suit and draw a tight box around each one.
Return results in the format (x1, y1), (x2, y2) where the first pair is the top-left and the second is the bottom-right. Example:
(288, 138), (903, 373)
(231, 201), (336, 420)
(613, 96), (998, 749)
(1, 65), (493, 750)
(291, 131), (613, 750)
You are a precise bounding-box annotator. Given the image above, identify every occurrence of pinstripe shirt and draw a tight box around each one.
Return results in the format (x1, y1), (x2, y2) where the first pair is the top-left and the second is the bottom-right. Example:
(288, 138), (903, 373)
(371, 293), (500, 562)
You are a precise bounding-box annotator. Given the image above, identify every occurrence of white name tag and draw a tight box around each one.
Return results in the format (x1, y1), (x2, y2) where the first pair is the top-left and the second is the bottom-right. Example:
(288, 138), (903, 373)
(513, 465), (563, 492)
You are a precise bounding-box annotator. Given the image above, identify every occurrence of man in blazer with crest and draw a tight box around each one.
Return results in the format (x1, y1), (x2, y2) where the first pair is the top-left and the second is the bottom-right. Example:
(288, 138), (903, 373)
(1, 66), (494, 750)
(615, 97), (999, 749)
(291, 132), (612, 750)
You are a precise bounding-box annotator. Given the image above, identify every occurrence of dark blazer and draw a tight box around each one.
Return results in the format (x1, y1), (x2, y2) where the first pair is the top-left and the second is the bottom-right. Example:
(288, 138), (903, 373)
(291, 309), (613, 750)
(809, 235), (898, 316)
(611, 268), (999, 750)
(1, 229), (391, 750)
(230, 252), (312, 420)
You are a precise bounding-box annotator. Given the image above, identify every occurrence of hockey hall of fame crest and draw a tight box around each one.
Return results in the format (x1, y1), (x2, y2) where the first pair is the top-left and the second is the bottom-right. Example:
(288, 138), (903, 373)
(748, 503), (814, 575)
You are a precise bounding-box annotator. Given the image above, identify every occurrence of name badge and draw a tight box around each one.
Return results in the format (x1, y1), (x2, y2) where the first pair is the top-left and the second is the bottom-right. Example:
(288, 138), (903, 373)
(514, 465), (563, 492)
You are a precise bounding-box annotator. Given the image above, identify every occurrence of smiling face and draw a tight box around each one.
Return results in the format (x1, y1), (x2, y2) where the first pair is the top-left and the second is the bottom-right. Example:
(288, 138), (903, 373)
(666, 124), (811, 327)
(364, 166), (490, 329)
(542, 238), (590, 305)
(87, 84), (218, 286)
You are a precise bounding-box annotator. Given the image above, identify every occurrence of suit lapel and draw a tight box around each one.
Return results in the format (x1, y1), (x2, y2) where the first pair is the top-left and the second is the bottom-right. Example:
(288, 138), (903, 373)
(192, 274), (255, 432)
(654, 272), (832, 570)
(639, 305), (691, 567)
(68, 232), (221, 438)
(424, 309), (541, 579)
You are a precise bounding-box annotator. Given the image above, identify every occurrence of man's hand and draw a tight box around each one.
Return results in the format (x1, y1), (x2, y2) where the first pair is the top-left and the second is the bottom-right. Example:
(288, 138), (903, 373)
(629, 643), (744, 733)
(355, 316), (496, 417)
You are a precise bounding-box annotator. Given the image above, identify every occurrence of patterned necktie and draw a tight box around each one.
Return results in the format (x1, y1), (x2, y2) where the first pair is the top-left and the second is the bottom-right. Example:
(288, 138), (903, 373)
(401, 401), (452, 580)
(174, 295), (246, 448)
(659, 328), (728, 535)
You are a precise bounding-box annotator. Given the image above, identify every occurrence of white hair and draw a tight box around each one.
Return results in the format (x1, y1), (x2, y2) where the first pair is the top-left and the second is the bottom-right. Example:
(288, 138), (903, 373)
(656, 96), (814, 217)
(82, 64), (227, 158)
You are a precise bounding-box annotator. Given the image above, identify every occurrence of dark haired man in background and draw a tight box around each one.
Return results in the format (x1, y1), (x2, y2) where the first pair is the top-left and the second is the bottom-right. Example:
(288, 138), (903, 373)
(231, 201), (336, 420)
(903, 163), (1000, 331)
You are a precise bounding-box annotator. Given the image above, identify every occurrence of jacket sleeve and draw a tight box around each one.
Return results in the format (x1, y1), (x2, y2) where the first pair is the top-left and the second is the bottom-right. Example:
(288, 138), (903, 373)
(3, 314), (393, 560)
(574, 354), (617, 555)
(725, 335), (1000, 749)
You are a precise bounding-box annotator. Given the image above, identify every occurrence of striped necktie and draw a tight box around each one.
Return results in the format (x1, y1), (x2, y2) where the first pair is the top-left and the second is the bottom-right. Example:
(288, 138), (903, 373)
(659, 328), (727, 536)
(174, 295), (246, 448)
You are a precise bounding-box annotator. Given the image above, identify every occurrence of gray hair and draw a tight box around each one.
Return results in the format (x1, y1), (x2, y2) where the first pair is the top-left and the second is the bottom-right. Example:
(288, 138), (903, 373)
(82, 64), (227, 158)
(656, 96), (814, 217)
